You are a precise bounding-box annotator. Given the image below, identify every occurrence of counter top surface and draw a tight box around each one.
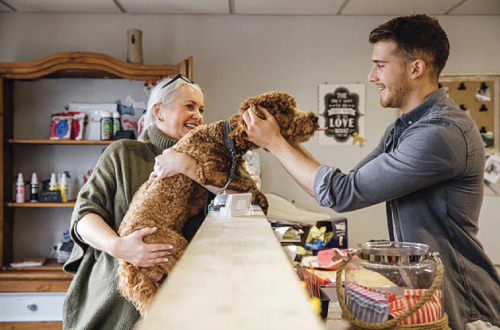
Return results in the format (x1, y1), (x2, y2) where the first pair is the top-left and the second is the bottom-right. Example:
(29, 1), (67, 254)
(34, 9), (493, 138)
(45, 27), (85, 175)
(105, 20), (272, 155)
(137, 207), (325, 330)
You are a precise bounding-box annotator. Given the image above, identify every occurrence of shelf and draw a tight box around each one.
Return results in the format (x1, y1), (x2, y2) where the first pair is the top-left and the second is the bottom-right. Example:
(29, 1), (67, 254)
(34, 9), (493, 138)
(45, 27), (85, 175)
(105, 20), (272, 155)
(2, 258), (64, 272)
(0, 259), (72, 292)
(6, 201), (76, 208)
(8, 139), (113, 145)
(0, 322), (62, 330)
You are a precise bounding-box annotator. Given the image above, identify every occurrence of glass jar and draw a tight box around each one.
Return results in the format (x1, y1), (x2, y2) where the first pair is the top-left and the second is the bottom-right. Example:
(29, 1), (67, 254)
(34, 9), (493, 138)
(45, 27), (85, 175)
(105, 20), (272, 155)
(336, 241), (447, 328)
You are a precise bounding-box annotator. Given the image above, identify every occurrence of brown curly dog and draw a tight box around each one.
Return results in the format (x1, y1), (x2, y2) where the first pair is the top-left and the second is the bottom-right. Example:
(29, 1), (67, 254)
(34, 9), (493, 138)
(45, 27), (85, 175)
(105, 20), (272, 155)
(117, 91), (319, 315)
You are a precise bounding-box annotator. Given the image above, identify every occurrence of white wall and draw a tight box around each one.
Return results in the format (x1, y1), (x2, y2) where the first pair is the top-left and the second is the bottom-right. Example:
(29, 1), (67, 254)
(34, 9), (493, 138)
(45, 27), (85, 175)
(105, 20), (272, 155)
(1, 13), (499, 257)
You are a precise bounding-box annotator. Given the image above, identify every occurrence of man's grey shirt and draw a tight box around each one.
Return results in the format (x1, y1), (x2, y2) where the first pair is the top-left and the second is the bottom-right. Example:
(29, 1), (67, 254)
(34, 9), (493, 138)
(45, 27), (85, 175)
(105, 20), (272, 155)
(314, 89), (500, 329)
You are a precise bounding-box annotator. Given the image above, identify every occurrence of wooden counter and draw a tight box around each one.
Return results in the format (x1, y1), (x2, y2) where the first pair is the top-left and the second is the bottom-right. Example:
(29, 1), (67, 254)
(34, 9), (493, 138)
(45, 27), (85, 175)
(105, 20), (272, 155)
(137, 207), (325, 330)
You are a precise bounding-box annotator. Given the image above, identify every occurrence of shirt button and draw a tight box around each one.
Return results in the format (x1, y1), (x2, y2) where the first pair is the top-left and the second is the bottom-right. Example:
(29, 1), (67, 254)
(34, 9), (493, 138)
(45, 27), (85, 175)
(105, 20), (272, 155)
(408, 121), (413, 125)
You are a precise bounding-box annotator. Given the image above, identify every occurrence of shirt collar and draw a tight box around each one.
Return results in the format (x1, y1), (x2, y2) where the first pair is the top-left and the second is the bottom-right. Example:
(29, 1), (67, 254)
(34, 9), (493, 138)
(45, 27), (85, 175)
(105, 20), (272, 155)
(398, 88), (448, 127)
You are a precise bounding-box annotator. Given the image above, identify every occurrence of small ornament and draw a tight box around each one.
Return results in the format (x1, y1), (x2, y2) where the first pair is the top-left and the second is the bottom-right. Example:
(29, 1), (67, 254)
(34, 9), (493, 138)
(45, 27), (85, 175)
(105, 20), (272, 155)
(143, 80), (159, 94)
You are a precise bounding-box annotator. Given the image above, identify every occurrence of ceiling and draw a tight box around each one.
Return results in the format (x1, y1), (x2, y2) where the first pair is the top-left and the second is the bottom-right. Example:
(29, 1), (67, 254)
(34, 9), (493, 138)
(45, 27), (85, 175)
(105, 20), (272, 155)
(0, 0), (499, 15)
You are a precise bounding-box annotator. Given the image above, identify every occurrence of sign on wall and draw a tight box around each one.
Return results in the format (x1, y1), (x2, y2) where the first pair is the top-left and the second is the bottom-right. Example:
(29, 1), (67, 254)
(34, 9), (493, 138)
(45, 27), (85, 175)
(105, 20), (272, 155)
(318, 84), (366, 147)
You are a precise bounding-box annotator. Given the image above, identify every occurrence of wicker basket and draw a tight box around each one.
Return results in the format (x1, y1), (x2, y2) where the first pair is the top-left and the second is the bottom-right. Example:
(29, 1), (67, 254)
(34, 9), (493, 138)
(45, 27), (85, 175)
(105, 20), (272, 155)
(336, 253), (451, 330)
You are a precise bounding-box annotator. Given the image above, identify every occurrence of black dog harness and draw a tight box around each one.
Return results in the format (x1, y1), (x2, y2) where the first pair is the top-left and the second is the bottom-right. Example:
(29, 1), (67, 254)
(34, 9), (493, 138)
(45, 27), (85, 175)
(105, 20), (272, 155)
(211, 121), (238, 211)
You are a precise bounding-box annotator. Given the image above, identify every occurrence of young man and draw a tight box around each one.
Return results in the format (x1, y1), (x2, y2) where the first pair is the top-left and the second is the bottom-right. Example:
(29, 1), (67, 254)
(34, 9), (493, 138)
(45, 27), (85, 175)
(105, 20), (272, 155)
(243, 15), (500, 330)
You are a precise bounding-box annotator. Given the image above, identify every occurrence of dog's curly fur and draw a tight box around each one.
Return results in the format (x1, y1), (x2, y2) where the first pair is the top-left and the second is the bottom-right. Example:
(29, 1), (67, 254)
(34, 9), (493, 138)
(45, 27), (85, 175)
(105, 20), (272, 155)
(117, 91), (319, 315)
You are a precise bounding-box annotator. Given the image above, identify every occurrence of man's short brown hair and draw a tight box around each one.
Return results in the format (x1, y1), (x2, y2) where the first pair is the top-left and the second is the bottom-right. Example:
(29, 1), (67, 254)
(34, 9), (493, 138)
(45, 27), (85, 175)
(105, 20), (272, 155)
(369, 14), (450, 80)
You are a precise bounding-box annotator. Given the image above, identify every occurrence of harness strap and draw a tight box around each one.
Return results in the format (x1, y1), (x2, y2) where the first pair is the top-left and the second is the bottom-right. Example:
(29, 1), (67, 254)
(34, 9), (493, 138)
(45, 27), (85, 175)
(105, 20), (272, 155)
(222, 121), (238, 190)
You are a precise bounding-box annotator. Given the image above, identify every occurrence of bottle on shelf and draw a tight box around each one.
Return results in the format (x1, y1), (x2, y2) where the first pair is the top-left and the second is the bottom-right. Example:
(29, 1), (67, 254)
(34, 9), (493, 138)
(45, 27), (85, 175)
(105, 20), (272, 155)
(112, 110), (121, 138)
(60, 174), (68, 202)
(243, 150), (262, 190)
(30, 172), (39, 202)
(49, 173), (58, 191)
(100, 110), (112, 141)
(85, 110), (101, 141)
(15, 173), (25, 203)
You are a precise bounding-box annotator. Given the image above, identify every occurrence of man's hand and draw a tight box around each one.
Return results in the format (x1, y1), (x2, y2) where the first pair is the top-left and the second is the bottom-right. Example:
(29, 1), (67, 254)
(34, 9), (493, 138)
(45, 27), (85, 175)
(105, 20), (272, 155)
(242, 105), (284, 151)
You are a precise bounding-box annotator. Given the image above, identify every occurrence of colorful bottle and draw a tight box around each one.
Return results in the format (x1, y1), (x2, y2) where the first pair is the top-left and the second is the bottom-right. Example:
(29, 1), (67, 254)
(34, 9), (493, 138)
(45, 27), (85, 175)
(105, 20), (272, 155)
(60, 174), (68, 202)
(112, 111), (121, 138)
(49, 173), (58, 191)
(15, 173), (25, 203)
(30, 172), (39, 202)
(100, 110), (112, 141)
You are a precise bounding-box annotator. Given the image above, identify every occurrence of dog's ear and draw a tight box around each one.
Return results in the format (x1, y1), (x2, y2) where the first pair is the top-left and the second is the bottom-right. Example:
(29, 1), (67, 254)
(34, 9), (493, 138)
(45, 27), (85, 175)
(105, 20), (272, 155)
(228, 113), (247, 147)
(252, 91), (297, 117)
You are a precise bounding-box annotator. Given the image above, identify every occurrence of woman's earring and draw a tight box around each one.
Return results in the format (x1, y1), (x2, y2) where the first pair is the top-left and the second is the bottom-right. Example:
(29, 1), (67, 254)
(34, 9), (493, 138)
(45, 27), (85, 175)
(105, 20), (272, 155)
(157, 117), (163, 123)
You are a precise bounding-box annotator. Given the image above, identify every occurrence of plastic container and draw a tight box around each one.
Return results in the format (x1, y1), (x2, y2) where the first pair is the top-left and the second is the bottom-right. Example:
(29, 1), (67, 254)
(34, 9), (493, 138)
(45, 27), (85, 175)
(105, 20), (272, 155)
(85, 110), (101, 141)
(337, 241), (447, 329)
(112, 111), (121, 137)
(30, 172), (39, 202)
(243, 150), (261, 189)
(49, 173), (58, 191)
(100, 110), (112, 141)
(15, 173), (25, 203)
(60, 173), (68, 202)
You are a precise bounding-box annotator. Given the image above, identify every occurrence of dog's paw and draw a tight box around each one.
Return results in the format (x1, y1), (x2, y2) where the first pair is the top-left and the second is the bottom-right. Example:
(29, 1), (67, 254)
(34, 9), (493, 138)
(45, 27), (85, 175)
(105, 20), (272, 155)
(252, 191), (269, 215)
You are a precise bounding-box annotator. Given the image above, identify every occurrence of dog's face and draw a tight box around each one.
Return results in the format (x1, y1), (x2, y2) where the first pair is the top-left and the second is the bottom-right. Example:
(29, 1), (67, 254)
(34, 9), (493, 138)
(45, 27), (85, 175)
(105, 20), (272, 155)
(229, 91), (319, 149)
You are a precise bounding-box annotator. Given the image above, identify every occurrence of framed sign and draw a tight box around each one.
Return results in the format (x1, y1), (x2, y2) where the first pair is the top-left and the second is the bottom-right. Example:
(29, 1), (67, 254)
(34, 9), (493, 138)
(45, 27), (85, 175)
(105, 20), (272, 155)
(318, 84), (366, 146)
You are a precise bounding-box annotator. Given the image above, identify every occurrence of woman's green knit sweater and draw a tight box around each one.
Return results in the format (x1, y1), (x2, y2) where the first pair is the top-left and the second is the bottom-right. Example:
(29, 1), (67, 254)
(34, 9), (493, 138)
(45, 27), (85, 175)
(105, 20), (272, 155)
(62, 126), (208, 330)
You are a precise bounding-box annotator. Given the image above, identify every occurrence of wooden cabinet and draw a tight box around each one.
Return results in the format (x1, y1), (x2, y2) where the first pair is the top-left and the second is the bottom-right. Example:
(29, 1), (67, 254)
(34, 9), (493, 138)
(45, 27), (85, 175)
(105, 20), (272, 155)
(0, 52), (192, 328)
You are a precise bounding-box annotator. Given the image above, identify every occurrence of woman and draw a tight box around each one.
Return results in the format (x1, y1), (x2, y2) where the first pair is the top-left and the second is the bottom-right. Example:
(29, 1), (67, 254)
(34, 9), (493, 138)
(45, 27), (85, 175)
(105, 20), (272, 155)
(63, 75), (208, 329)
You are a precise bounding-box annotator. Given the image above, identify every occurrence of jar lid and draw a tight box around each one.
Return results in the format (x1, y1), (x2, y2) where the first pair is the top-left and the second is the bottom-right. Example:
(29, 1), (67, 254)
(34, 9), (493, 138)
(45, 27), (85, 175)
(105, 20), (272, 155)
(357, 241), (430, 264)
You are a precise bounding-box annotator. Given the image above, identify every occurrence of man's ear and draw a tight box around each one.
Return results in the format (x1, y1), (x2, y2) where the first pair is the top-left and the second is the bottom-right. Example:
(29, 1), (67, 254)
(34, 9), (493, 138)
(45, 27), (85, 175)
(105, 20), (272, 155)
(410, 59), (426, 80)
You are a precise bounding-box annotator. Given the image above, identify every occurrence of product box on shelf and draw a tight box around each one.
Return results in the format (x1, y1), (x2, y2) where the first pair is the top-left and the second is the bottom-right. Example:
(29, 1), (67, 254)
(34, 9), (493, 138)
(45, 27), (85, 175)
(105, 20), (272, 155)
(50, 112), (86, 141)
(68, 103), (118, 140)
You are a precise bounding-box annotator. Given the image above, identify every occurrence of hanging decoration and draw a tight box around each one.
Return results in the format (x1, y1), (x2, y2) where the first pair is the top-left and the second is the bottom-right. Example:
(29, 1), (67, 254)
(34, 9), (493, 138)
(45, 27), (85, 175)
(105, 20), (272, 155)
(318, 84), (366, 147)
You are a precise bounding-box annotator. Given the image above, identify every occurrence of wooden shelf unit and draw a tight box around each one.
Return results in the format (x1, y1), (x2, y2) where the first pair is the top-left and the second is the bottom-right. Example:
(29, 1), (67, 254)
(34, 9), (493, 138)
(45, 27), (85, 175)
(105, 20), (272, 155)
(8, 139), (114, 145)
(6, 202), (76, 208)
(0, 52), (193, 327)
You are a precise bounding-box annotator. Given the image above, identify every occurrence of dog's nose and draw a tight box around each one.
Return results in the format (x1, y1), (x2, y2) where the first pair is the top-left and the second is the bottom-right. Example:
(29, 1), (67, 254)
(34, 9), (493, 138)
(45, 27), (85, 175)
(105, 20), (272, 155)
(310, 115), (318, 124)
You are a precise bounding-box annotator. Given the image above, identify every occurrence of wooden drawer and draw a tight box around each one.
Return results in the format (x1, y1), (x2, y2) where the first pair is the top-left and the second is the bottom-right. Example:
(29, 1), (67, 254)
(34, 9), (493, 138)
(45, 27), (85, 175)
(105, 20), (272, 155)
(0, 292), (65, 322)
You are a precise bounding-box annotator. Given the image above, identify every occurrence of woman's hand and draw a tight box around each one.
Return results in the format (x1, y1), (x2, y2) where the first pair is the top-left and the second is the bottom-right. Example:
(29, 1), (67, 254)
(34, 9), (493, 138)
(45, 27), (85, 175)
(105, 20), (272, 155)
(151, 148), (197, 185)
(242, 106), (283, 151)
(150, 148), (225, 195)
(111, 227), (173, 267)
(77, 213), (172, 267)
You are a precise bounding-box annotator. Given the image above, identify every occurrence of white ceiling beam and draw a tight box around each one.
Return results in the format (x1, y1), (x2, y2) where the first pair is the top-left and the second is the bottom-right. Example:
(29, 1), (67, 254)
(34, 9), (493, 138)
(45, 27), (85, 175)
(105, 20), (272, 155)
(119, 0), (229, 14)
(3, 0), (122, 13)
(341, 0), (464, 15)
(234, 0), (346, 15)
(449, 0), (500, 15)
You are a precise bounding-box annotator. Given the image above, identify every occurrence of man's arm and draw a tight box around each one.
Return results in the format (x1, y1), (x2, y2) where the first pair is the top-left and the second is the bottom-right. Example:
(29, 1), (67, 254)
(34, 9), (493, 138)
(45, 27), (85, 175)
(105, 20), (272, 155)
(242, 106), (321, 196)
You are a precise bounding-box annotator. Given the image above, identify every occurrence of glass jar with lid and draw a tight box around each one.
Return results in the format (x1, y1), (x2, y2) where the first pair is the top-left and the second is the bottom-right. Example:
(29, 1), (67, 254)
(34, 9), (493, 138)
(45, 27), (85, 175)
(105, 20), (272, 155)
(336, 241), (450, 329)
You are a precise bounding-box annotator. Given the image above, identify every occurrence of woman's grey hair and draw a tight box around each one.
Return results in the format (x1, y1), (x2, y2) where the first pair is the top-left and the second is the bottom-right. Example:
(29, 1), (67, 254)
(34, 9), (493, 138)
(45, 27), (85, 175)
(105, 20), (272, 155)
(138, 76), (203, 142)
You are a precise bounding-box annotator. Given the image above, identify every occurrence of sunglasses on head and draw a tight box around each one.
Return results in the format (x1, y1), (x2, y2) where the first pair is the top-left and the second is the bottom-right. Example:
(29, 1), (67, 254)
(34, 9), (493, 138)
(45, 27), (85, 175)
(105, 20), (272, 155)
(161, 74), (194, 89)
